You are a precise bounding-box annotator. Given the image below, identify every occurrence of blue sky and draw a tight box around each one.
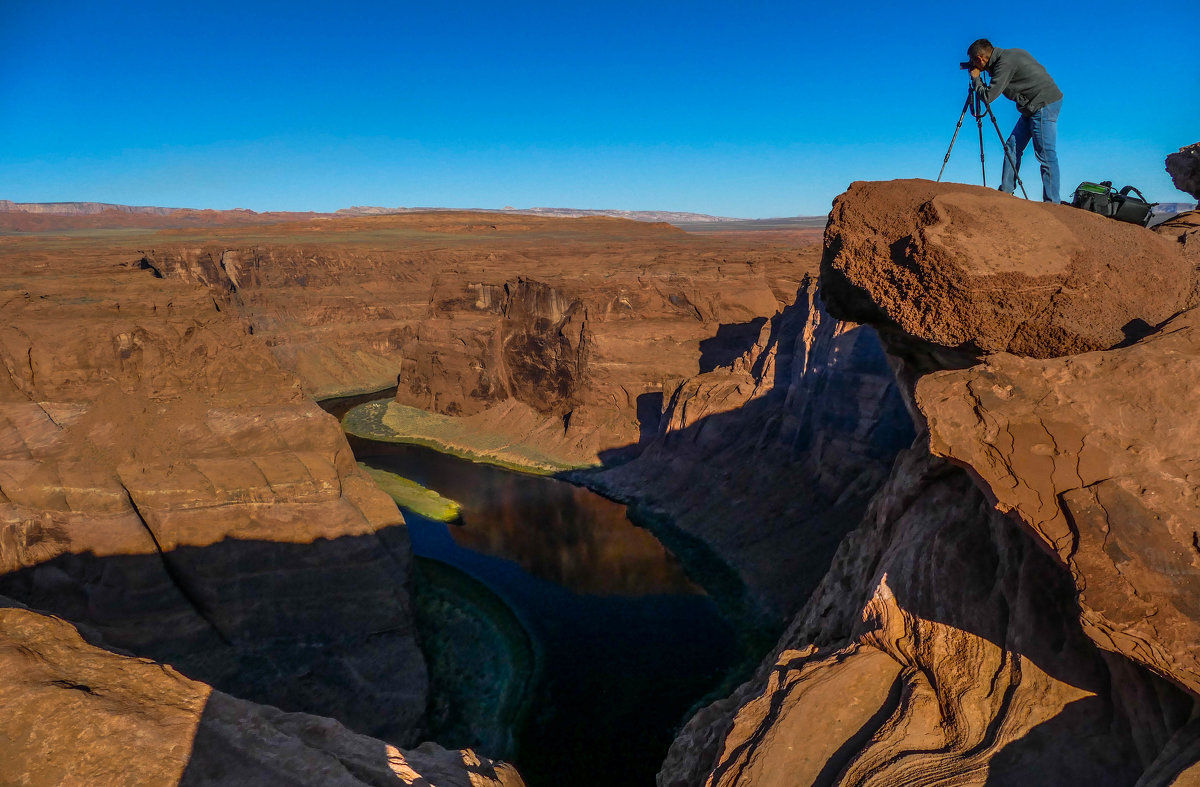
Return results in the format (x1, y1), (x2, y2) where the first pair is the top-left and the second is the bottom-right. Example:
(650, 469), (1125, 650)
(1, 1), (1195, 217)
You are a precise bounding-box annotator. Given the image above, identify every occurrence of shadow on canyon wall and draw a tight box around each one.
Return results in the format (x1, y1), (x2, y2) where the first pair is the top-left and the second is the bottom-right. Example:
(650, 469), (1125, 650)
(0, 527), (428, 749)
(589, 282), (918, 624)
(586, 285), (1199, 784)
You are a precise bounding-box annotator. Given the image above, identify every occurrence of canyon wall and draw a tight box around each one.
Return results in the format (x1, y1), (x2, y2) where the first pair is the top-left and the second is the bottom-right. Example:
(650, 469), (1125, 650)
(0, 231), (522, 781)
(137, 216), (909, 621)
(2, 213), (827, 782)
(137, 215), (820, 471)
(661, 179), (1200, 786)
(592, 277), (914, 618)
(10, 176), (1197, 785)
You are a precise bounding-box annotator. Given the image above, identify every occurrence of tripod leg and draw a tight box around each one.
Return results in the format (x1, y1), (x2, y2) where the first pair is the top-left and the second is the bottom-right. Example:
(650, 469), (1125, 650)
(976, 98), (987, 187)
(937, 92), (974, 182)
(983, 103), (1029, 199)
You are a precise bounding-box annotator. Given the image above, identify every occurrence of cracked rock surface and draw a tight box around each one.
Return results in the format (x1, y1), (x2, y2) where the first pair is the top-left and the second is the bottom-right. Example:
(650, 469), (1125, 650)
(917, 307), (1200, 695)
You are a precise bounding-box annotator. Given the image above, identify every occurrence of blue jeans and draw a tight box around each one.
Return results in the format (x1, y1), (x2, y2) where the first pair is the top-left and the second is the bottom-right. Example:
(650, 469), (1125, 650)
(1001, 98), (1062, 203)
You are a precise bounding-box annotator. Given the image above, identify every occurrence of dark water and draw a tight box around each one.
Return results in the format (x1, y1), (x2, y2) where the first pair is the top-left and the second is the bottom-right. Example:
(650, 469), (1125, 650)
(324, 394), (737, 786)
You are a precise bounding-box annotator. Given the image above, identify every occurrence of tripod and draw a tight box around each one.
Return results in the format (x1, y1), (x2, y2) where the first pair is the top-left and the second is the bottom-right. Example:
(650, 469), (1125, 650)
(937, 75), (1028, 199)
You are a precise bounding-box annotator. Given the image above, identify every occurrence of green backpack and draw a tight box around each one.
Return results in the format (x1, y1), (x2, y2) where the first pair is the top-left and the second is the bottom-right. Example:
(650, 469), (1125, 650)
(1071, 181), (1155, 227)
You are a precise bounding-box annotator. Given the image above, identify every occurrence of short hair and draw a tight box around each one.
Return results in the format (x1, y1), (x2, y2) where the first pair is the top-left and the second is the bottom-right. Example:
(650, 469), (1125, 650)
(968, 39), (993, 60)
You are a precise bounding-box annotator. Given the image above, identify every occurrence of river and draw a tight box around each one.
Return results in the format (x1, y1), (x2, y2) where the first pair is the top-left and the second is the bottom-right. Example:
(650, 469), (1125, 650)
(324, 393), (738, 786)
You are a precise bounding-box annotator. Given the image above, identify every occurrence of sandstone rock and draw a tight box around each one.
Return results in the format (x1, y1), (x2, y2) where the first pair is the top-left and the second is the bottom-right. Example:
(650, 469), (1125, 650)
(1167, 143), (1200, 201)
(1, 213), (823, 779)
(1154, 207), (1200, 264)
(132, 218), (814, 477)
(662, 178), (1200, 785)
(0, 236), (428, 744)
(661, 448), (1196, 786)
(820, 179), (1198, 359)
(917, 307), (1200, 695)
(595, 275), (913, 618)
(0, 600), (522, 786)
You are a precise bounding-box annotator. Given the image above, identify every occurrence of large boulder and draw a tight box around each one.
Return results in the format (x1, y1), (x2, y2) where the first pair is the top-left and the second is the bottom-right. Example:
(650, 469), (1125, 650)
(1166, 142), (1200, 201)
(820, 180), (1198, 359)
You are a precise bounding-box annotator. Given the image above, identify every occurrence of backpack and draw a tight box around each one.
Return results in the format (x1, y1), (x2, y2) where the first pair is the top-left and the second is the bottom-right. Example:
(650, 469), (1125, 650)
(1071, 181), (1155, 227)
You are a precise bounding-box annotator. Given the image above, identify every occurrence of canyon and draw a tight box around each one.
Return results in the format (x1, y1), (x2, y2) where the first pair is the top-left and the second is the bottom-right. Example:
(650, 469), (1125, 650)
(2, 148), (1199, 785)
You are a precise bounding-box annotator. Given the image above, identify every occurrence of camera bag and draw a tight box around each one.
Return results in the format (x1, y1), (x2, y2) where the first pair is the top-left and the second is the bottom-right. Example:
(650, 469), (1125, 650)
(1071, 181), (1155, 227)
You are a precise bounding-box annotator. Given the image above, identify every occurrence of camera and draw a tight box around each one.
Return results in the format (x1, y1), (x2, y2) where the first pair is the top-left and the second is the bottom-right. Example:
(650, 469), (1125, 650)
(959, 61), (973, 70)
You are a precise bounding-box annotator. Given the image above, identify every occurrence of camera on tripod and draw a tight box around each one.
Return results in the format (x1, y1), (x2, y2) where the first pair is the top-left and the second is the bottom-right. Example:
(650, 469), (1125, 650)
(936, 64), (1029, 198)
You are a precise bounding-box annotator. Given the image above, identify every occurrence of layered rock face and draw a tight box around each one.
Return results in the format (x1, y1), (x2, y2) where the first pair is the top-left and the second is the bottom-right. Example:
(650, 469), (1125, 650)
(137, 215), (876, 617)
(0, 599), (522, 786)
(2, 214), (822, 782)
(139, 214), (816, 466)
(594, 277), (914, 617)
(664, 181), (1200, 785)
(0, 232), (514, 779)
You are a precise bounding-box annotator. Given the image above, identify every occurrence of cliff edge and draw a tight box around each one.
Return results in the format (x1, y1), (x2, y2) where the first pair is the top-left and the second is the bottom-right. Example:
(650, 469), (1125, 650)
(663, 177), (1200, 786)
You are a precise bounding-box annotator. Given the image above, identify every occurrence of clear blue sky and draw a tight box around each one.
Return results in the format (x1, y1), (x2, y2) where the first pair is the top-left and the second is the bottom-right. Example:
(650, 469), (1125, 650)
(2, 1), (1195, 217)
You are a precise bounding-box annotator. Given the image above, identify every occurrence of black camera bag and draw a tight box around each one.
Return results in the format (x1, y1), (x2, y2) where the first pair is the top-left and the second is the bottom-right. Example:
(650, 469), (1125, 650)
(1071, 181), (1154, 227)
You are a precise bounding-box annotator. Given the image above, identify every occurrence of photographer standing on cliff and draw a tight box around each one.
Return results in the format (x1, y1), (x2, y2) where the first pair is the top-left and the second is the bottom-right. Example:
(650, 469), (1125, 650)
(966, 39), (1063, 203)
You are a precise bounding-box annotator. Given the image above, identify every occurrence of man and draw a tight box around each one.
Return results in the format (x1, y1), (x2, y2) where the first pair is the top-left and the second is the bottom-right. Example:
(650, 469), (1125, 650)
(967, 39), (1063, 203)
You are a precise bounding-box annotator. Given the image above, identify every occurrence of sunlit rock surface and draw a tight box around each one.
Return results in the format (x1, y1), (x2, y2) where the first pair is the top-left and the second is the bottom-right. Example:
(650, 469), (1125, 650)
(664, 180), (1200, 785)
(820, 179), (1198, 359)
(0, 600), (523, 787)
(141, 214), (859, 618)
(0, 212), (817, 781)
(918, 309), (1200, 695)
(0, 234), (429, 755)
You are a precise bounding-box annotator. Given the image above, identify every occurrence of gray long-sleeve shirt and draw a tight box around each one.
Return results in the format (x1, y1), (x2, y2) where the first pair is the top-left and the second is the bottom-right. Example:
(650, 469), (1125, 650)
(978, 47), (1063, 115)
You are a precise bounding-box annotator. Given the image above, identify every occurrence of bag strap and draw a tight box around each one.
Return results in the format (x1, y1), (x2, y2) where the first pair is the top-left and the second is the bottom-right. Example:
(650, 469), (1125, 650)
(1119, 185), (1148, 202)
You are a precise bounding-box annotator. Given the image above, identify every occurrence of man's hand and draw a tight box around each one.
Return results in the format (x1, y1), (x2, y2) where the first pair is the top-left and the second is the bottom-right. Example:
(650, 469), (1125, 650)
(969, 68), (982, 78)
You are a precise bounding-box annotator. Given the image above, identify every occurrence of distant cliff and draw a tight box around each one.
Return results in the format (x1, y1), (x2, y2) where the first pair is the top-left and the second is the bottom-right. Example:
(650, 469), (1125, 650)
(0, 199), (184, 215)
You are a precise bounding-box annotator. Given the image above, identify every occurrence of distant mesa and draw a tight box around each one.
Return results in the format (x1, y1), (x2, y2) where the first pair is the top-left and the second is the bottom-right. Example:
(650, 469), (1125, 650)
(1, 198), (827, 231)
(333, 205), (744, 223)
(0, 199), (184, 216)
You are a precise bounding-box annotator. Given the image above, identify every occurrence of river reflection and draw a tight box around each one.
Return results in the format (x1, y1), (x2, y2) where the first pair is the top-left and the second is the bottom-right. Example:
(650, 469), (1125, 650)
(321, 394), (737, 787)
(352, 439), (701, 597)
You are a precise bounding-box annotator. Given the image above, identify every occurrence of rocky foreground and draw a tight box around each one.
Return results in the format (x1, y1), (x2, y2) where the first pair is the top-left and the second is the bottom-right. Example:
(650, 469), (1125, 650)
(660, 174), (1200, 785)
(2, 148), (1199, 784)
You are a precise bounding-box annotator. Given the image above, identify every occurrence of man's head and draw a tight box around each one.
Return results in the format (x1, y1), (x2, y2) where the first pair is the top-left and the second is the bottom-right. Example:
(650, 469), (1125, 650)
(967, 38), (994, 69)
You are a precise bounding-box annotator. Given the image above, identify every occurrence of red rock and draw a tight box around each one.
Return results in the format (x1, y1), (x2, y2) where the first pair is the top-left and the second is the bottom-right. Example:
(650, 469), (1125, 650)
(821, 179), (1198, 358)
(1167, 143), (1200, 201)
(0, 235), (428, 744)
(0, 601), (522, 786)
(662, 177), (1200, 786)
(918, 307), (1200, 695)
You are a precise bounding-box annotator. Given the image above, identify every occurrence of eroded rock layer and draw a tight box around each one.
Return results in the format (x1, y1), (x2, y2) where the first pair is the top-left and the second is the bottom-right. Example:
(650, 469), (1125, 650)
(593, 276), (914, 617)
(0, 213), (821, 781)
(0, 599), (522, 787)
(666, 180), (1200, 785)
(917, 309), (1200, 696)
(0, 228), (437, 777)
(138, 214), (851, 615)
(663, 447), (1194, 786)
